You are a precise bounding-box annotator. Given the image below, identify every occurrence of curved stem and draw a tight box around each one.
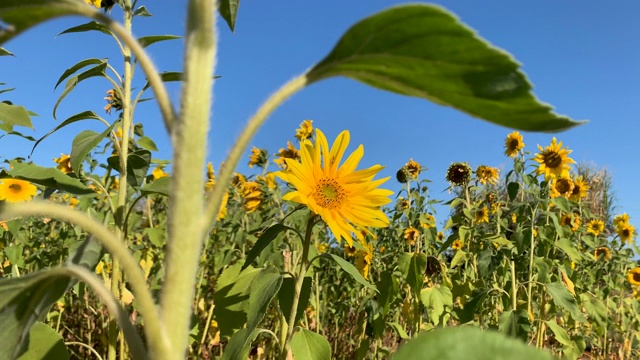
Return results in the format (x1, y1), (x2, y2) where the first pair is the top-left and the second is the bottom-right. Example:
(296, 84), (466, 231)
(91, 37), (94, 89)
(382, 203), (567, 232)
(65, 342), (104, 360)
(202, 74), (308, 235)
(0, 202), (170, 357)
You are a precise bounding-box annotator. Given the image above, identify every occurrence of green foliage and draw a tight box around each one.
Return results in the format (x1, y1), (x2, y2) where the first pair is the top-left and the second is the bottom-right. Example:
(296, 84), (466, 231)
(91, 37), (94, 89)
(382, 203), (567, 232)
(16, 322), (69, 360)
(291, 329), (331, 360)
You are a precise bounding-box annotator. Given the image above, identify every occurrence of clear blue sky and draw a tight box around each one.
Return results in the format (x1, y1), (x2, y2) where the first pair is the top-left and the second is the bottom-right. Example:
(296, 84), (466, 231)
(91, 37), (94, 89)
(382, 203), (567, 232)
(2, 1), (639, 231)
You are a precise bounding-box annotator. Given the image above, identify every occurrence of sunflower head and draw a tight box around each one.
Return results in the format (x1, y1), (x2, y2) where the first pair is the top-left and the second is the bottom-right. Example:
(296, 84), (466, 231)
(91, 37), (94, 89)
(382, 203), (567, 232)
(550, 176), (574, 199)
(405, 159), (422, 180)
(404, 227), (420, 246)
(475, 206), (489, 224)
(421, 213), (435, 229)
(534, 137), (575, 179)
(273, 141), (300, 169)
(614, 213), (630, 231)
(316, 243), (328, 254)
(275, 128), (393, 246)
(618, 223), (636, 244)
(354, 242), (374, 279)
(587, 219), (605, 236)
(396, 168), (410, 184)
(0, 179), (38, 203)
(446, 162), (472, 187)
(248, 147), (268, 169)
(344, 244), (357, 257)
(628, 267), (640, 286)
(437, 232), (445, 242)
(104, 89), (123, 114)
(504, 132), (525, 158)
(560, 213), (581, 232)
(53, 154), (73, 173)
(475, 165), (499, 185)
(295, 120), (314, 141)
(594, 247), (611, 261)
(397, 199), (410, 210)
(569, 176), (589, 201)
(151, 166), (169, 181)
(452, 239), (463, 251)
(241, 181), (262, 213)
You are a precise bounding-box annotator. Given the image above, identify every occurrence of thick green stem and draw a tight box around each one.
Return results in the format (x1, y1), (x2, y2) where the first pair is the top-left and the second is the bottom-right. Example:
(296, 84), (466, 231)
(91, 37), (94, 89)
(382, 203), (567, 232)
(526, 205), (539, 320)
(159, 0), (216, 358)
(510, 260), (517, 311)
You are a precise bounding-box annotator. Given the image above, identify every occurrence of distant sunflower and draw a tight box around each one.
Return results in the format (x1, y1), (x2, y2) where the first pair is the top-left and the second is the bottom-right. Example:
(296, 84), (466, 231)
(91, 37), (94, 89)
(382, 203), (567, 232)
(405, 159), (422, 180)
(475, 206), (489, 224)
(421, 213), (435, 229)
(475, 165), (499, 185)
(241, 181), (262, 213)
(618, 223), (635, 244)
(533, 138), (575, 179)
(0, 179), (37, 203)
(355, 242), (374, 279)
(550, 176), (574, 198)
(586, 219), (605, 236)
(446, 162), (472, 187)
(275, 129), (393, 246)
(628, 267), (640, 286)
(594, 247), (611, 261)
(248, 147), (268, 168)
(437, 232), (445, 242)
(151, 166), (169, 181)
(452, 239), (463, 251)
(294, 120), (314, 141)
(560, 213), (581, 232)
(344, 244), (357, 257)
(404, 227), (420, 246)
(569, 176), (589, 201)
(273, 141), (300, 169)
(614, 213), (630, 231)
(53, 154), (72, 173)
(504, 132), (525, 158)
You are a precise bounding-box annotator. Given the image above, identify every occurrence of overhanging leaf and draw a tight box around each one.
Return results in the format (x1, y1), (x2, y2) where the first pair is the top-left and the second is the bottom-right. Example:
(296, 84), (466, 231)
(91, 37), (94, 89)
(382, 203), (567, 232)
(53, 62), (108, 120)
(57, 21), (113, 38)
(70, 121), (117, 176)
(30, 110), (107, 157)
(54, 58), (107, 90)
(5, 162), (94, 195)
(308, 4), (583, 132)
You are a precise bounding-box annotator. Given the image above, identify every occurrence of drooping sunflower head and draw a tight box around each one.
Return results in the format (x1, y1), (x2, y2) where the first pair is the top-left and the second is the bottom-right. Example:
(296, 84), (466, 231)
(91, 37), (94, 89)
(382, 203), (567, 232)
(594, 247), (611, 261)
(618, 223), (636, 244)
(248, 146), (268, 169)
(395, 168), (409, 184)
(628, 267), (640, 286)
(550, 176), (574, 199)
(404, 227), (420, 246)
(504, 132), (525, 158)
(0, 179), (38, 203)
(295, 120), (314, 141)
(475, 205), (489, 224)
(587, 219), (605, 236)
(475, 165), (499, 185)
(534, 137), (575, 179)
(275, 128), (393, 246)
(273, 141), (300, 169)
(151, 166), (169, 181)
(241, 181), (262, 213)
(446, 162), (472, 187)
(405, 159), (422, 180)
(614, 213), (630, 231)
(452, 239), (463, 251)
(355, 242), (374, 279)
(560, 213), (581, 232)
(53, 154), (73, 173)
(397, 198), (410, 210)
(569, 175), (589, 201)
(104, 89), (123, 114)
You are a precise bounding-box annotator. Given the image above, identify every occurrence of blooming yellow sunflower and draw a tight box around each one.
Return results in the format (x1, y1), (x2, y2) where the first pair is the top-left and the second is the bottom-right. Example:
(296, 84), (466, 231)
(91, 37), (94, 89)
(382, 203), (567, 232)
(475, 165), (499, 185)
(452, 239), (463, 251)
(248, 146), (268, 168)
(404, 227), (420, 246)
(569, 176), (589, 201)
(504, 132), (525, 158)
(295, 120), (314, 141)
(0, 179), (38, 203)
(618, 223), (635, 244)
(628, 267), (640, 286)
(53, 154), (72, 173)
(355, 242), (374, 279)
(421, 213), (435, 229)
(550, 176), (574, 198)
(405, 159), (421, 180)
(274, 141), (300, 169)
(586, 219), (605, 236)
(560, 213), (581, 232)
(69, 197), (80, 208)
(257, 172), (277, 190)
(614, 213), (630, 231)
(475, 206), (489, 224)
(594, 247), (611, 261)
(151, 166), (169, 181)
(276, 129), (393, 246)
(533, 138), (575, 179)
(84, 0), (101, 8)
(231, 173), (246, 188)
(241, 181), (262, 213)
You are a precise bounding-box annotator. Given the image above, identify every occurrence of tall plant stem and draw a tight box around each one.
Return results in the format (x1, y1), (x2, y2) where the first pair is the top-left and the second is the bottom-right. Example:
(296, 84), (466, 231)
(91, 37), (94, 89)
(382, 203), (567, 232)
(526, 205), (539, 321)
(159, 0), (216, 358)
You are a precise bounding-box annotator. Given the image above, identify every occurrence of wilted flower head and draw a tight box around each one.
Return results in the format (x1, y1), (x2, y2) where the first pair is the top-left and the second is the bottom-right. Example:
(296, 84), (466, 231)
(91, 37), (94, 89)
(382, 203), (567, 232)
(274, 141), (300, 169)
(104, 89), (123, 114)
(248, 147), (268, 169)
(475, 165), (499, 185)
(295, 120), (314, 141)
(446, 162), (472, 187)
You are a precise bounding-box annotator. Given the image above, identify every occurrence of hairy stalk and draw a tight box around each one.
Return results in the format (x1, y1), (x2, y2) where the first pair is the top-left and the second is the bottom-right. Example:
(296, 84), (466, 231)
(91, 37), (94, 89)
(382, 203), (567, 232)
(526, 204), (539, 321)
(159, 0), (216, 358)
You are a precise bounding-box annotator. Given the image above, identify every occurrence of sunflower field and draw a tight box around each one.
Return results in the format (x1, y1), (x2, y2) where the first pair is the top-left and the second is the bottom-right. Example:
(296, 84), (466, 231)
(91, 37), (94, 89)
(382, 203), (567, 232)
(0, 1), (638, 360)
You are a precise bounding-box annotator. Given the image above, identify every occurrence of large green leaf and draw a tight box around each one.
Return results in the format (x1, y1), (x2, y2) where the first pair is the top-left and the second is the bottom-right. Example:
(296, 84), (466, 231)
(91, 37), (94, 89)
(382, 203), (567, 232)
(107, 149), (152, 188)
(242, 224), (291, 270)
(308, 4), (583, 132)
(213, 263), (262, 337)
(290, 329), (331, 360)
(70, 121), (117, 177)
(0, 237), (101, 359)
(376, 269), (398, 315)
(277, 276), (312, 326)
(221, 328), (259, 360)
(0, 0), (87, 45)
(399, 252), (427, 296)
(420, 285), (452, 325)
(5, 162), (94, 195)
(218, 0), (240, 32)
(499, 309), (531, 343)
(53, 62), (108, 120)
(30, 110), (107, 157)
(545, 282), (587, 322)
(140, 176), (171, 197)
(0, 102), (33, 129)
(16, 322), (69, 360)
(393, 326), (552, 360)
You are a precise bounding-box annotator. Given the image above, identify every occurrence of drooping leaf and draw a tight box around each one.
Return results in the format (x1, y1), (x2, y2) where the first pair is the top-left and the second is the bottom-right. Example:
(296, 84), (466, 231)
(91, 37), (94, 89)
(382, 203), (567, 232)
(107, 149), (152, 188)
(0, 0), (87, 45)
(393, 326), (552, 360)
(554, 238), (581, 263)
(290, 329), (331, 360)
(243, 224), (291, 270)
(277, 276), (312, 326)
(57, 21), (113, 38)
(308, 4), (583, 132)
(0, 102), (33, 129)
(53, 62), (108, 120)
(140, 176), (171, 197)
(545, 282), (587, 322)
(324, 253), (376, 290)
(54, 58), (107, 90)
(213, 263), (262, 337)
(0, 237), (101, 359)
(133, 6), (153, 17)
(16, 322), (69, 360)
(499, 309), (531, 343)
(5, 162), (94, 195)
(70, 121), (117, 176)
(137, 35), (180, 48)
(1, 131), (36, 141)
(0, 47), (14, 56)
(218, 0), (240, 32)
(30, 110), (107, 157)
(507, 182), (519, 201)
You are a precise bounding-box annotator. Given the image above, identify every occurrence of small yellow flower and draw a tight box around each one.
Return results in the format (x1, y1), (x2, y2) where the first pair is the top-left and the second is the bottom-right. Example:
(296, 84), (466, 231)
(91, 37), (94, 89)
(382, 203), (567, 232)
(475, 206), (489, 224)
(205, 162), (216, 191)
(248, 147), (268, 168)
(84, 0), (101, 8)
(618, 223), (635, 244)
(614, 213), (630, 231)
(594, 247), (611, 261)
(533, 137), (575, 180)
(475, 165), (499, 185)
(504, 132), (525, 158)
(0, 179), (38, 203)
(628, 267), (640, 286)
(398, 199), (410, 210)
(273, 141), (300, 169)
(405, 159), (421, 180)
(586, 219), (605, 236)
(295, 120), (314, 141)
(104, 89), (122, 114)
(69, 197), (80, 208)
(437, 232), (445, 242)
(217, 192), (229, 221)
(110, 177), (119, 190)
(421, 213), (435, 229)
(317, 243), (328, 254)
(404, 227), (420, 246)
(0, 221), (8, 231)
(53, 154), (73, 173)
(151, 166), (169, 181)
(511, 213), (517, 223)
(379, 246), (386, 253)
(452, 239), (463, 251)
(355, 242), (374, 279)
